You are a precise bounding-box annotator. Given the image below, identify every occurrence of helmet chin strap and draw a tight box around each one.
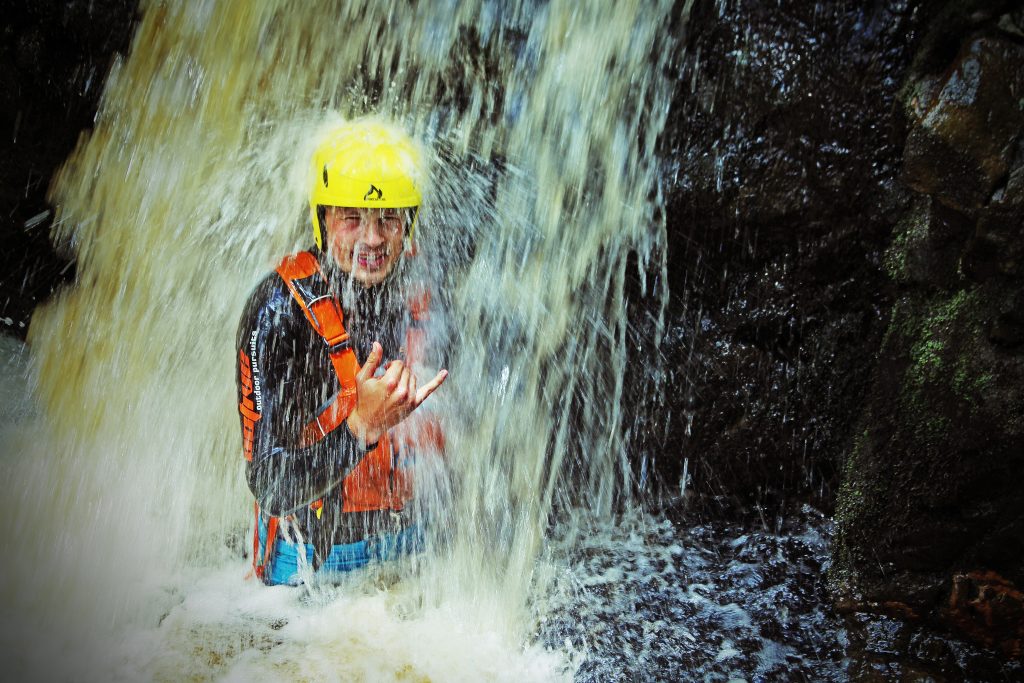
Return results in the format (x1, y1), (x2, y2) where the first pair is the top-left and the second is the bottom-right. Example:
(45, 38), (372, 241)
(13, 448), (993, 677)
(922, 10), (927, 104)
(316, 205), (328, 250)
(402, 236), (417, 260)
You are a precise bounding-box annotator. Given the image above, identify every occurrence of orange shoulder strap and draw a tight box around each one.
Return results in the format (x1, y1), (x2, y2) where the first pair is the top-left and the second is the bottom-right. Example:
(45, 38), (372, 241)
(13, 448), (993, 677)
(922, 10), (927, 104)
(275, 252), (434, 446)
(275, 251), (361, 445)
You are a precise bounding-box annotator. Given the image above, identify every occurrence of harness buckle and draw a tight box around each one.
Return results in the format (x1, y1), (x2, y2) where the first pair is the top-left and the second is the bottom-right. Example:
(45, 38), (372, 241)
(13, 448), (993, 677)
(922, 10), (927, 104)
(327, 336), (352, 355)
(304, 294), (333, 329)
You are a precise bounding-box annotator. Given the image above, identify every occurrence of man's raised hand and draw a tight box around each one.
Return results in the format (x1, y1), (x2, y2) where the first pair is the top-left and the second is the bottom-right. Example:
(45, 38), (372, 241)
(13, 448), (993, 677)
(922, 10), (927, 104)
(346, 341), (448, 444)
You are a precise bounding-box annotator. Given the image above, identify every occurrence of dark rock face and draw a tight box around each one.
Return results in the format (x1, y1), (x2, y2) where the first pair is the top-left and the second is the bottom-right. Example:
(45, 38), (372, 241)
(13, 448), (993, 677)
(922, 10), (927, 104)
(644, 0), (927, 514)
(828, 9), (1024, 661)
(634, 0), (1024, 661)
(0, 0), (138, 337)
(903, 36), (1024, 211)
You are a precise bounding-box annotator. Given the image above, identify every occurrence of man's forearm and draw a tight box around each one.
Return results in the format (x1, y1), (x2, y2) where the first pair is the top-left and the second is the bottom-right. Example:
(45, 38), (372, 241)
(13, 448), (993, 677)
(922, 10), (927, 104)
(247, 424), (373, 516)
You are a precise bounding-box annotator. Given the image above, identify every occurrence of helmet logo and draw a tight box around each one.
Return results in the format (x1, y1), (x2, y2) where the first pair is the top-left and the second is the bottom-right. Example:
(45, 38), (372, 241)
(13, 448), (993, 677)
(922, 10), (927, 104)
(364, 184), (384, 201)
(323, 165), (329, 187)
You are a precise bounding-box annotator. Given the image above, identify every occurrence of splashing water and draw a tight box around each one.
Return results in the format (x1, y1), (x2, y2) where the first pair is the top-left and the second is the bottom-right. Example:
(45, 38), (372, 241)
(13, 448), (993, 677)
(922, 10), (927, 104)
(2, 1), (676, 679)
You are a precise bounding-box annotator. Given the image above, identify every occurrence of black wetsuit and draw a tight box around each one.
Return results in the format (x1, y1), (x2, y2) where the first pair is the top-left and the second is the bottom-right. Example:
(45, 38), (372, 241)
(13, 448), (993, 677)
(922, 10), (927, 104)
(235, 249), (411, 562)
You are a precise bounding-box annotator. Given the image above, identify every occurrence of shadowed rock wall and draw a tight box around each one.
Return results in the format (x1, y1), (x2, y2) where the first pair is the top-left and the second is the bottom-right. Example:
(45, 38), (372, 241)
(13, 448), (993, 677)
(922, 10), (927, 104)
(0, 0), (138, 336)
(631, 0), (1024, 662)
(642, 0), (928, 515)
(831, 19), (1024, 661)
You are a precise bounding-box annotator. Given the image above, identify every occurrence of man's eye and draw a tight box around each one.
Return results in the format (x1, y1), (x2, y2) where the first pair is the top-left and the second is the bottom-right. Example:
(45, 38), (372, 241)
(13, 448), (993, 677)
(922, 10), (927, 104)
(343, 213), (361, 221)
(382, 211), (400, 220)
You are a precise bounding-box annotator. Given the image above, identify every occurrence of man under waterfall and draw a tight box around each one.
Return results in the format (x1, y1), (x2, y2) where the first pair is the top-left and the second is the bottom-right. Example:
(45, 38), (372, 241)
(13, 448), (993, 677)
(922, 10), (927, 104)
(235, 119), (447, 586)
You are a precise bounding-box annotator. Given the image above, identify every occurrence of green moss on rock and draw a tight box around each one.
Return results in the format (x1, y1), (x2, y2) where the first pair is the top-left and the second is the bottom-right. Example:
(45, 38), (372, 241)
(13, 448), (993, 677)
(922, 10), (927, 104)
(895, 289), (990, 437)
(883, 205), (930, 284)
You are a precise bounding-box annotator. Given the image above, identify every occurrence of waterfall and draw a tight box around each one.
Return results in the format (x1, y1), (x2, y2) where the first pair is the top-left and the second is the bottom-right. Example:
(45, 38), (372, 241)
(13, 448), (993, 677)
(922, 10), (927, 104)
(4, 1), (676, 678)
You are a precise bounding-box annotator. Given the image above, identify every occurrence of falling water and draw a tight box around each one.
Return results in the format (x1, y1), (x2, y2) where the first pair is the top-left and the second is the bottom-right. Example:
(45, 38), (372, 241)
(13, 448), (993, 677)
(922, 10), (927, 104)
(2, 1), (677, 679)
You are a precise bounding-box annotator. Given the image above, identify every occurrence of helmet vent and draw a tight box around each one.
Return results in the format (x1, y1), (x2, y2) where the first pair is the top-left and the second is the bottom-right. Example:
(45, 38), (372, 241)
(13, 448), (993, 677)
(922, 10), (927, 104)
(322, 165), (329, 187)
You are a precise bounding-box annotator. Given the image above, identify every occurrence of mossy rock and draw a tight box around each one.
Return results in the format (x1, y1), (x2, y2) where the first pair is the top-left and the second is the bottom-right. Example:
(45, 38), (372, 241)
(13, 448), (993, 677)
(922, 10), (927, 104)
(832, 280), (1024, 616)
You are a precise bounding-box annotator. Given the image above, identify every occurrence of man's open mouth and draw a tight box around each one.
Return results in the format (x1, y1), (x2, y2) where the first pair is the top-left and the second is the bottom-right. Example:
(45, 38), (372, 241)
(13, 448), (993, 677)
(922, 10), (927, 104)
(356, 249), (388, 270)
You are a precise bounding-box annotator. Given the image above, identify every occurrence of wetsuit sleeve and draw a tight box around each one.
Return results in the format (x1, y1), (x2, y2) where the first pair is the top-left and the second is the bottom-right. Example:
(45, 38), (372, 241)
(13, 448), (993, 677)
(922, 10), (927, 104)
(236, 276), (373, 517)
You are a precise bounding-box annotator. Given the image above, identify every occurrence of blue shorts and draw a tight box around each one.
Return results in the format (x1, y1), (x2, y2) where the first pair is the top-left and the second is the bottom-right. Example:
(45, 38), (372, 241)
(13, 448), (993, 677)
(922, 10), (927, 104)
(262, 523), (423, 586)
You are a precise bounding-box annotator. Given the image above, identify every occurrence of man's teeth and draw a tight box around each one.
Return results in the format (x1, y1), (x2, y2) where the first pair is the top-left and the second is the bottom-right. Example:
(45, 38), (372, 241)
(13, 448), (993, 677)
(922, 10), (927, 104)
(358, 251), (385, 266)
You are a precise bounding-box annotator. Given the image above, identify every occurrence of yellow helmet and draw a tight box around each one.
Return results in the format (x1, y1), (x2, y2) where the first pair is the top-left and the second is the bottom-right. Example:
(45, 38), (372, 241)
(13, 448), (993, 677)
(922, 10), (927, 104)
(309, 119), (423, 250)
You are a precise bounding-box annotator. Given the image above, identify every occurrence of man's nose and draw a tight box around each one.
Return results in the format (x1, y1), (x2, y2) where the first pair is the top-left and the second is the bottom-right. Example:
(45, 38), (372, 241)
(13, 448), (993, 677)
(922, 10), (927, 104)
(360, 214), (385, 246)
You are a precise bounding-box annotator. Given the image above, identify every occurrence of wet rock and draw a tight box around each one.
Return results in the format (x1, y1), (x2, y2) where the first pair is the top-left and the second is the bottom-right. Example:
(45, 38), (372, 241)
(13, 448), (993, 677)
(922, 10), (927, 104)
(645, 229), (892, 515)
(858, 613), (912, 659)
(962, 145), (1024, 281)
(998, 9), (1024, 40)
(945, 571), (1024, 659)
(989, 289), (1024, 348)
(829, 2), (1024, 659)
(908, 632), (959, 677)
(663, 1), (917, 233)
(842, 609), (1024, 681)
(902, 36), (1024, 211)
(0, 0), (138, 337)
(641, 0), (930, 515)
(541, 509), (849, 682)
(883, 195), (973, 289)
(832, 280), (1024, 598)
(963, 206), (1024, 281)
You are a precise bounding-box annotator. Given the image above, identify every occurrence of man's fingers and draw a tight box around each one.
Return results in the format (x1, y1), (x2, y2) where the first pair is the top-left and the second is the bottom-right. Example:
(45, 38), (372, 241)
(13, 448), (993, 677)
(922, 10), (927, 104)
(357, 342), (383, 381)
(414, 369), (448, 406)
(383, 359), (405, 391)
(393, 367), (411, 402)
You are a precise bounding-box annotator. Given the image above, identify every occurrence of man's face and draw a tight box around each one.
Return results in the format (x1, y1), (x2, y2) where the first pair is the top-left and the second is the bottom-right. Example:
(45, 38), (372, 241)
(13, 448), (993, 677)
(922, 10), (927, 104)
(323, 206), (409, 287)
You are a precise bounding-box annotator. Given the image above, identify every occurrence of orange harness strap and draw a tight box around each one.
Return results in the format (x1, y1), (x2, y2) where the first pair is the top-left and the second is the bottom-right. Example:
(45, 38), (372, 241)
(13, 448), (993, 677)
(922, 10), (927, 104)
(252, 502), (280, 581)
(275, 252), (361, 445)
(274, 251), (410, 514)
